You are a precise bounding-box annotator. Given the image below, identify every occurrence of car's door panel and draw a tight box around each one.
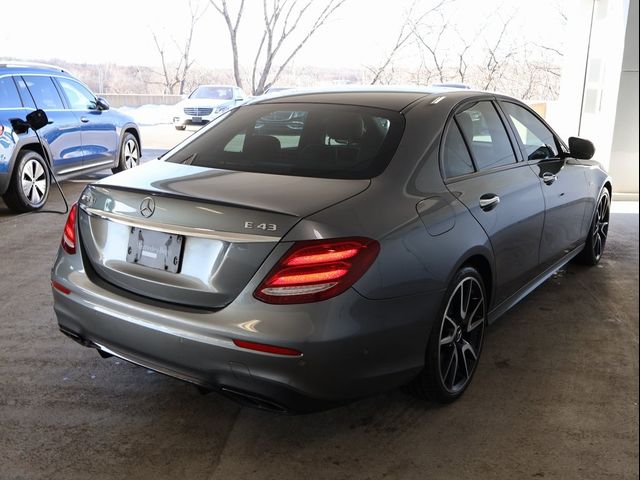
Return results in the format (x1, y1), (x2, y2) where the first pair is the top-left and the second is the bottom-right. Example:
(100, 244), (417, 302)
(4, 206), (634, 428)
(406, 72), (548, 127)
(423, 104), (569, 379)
(498, 101), (591, 267)
(55, 77), (118, 168)
(450, 167), (545, 304)
(443, 100), (546, 305)
(20, 75), (84, 173)
(529, 158), (590, 265)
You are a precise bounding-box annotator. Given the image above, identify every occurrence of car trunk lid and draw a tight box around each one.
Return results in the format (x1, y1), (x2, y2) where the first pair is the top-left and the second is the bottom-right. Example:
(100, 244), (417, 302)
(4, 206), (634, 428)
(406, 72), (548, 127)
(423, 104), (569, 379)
(78, 161), (369, 308)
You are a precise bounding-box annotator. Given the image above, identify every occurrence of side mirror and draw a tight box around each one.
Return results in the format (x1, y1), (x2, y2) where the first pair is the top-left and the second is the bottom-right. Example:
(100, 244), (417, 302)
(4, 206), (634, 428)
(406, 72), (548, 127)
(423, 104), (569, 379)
(568, 136), (595, 160)
(96, 97), (110, 111)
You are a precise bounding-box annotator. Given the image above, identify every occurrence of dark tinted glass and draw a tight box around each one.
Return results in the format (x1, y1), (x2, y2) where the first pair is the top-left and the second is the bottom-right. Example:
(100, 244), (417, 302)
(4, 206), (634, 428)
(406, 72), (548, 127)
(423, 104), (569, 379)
(442, 122), (475, 178)
(0, 76), (21, 108)
(501, 102), (559, 160)
(22, 76), (64, 109)
(165, 104), (404, 180)
(456, 101), (516, 170)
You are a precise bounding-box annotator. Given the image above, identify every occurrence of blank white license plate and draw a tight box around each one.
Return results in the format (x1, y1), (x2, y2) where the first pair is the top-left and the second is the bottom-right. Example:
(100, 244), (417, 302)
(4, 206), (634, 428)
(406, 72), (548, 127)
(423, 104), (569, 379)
(126, 227), (184, 273)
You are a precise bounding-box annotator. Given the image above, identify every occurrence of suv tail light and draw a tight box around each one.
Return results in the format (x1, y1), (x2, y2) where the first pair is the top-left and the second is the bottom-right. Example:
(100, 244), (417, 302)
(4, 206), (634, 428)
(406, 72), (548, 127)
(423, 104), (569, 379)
(61, 203), (78, 254)
(254, 237), (379, 304)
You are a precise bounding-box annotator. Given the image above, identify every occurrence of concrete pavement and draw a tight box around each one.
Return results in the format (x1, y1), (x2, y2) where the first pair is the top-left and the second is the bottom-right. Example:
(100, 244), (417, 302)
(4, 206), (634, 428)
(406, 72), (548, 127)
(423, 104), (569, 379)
(0, 164), (637, 479)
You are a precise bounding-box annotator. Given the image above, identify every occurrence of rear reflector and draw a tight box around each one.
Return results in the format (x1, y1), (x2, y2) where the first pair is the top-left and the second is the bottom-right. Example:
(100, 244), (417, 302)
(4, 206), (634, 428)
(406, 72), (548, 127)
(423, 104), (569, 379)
(61, 203), (78, 254)
(254, 237), (379, 304)
(51, 280), (71, 295)
(233, 339), (302, 356)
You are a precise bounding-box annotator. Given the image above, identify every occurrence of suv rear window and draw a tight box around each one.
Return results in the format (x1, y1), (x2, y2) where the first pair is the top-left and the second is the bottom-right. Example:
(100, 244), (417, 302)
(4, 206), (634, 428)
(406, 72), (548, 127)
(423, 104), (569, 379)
(165, 103), (404, 179)
(0, 77), (21, 108)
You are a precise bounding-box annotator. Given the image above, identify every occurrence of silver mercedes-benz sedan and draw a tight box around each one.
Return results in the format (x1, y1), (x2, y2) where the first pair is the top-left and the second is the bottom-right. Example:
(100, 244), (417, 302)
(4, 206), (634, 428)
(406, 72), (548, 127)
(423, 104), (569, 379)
(52, 87), (611, 412)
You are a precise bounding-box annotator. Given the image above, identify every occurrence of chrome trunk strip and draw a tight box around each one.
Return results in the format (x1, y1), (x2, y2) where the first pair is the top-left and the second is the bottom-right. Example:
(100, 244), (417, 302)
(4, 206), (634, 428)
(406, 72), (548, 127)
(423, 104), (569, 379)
(81, 205), (279, 243)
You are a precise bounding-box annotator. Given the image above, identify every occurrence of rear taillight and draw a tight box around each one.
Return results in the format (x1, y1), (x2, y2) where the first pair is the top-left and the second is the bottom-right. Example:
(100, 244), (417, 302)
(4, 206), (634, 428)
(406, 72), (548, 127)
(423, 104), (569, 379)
(61, 203), (78, 254)
(233, 339), (302, 356)
(254, 237), (379, 304)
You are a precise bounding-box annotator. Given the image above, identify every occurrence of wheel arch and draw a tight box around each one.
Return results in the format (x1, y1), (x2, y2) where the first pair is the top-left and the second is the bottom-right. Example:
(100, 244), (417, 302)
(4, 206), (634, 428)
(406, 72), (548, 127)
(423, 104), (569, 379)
(445, 247), (495, 311)
(462, 254), (493, 308)
(116, 123), (141, 166)
(124, 125), (141, 149)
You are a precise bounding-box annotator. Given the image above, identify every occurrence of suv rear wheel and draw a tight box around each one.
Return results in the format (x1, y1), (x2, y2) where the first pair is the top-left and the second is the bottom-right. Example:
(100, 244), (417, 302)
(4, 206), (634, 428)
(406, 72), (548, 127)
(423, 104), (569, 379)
(2, 149), (50, 212)
(112, 132), (140, 173)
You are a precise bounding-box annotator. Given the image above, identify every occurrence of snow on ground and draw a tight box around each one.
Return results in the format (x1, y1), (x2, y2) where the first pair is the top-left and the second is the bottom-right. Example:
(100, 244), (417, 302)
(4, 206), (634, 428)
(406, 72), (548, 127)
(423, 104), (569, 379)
(118, 104), (177, 126)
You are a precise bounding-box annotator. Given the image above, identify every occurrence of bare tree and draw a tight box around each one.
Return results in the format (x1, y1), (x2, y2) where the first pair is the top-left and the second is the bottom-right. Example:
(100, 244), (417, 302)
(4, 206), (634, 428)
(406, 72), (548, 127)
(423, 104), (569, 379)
(411, 15), (449, 83)
(212, 0), (347, 95)
(209, 0), (245, 89)
(150, 0), (207, 94)
(367, 0), (448, 85)
(479, 13), (516, 90)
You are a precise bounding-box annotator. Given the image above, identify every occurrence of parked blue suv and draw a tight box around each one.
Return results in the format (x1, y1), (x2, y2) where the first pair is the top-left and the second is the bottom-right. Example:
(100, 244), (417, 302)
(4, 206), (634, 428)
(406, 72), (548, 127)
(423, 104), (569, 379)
(0, 62), (141, 212)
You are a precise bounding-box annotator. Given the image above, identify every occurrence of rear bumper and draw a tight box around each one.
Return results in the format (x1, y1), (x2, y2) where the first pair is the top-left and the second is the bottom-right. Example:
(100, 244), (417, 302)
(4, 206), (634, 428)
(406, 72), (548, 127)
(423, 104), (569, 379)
(52, 251), (443, 412)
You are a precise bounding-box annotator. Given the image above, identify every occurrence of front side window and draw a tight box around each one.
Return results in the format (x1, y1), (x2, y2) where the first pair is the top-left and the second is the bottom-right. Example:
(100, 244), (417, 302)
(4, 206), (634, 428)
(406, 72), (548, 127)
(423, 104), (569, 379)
(57, 77), (97, 110)
(166, 103), (404, 180)
(455, 101), (516, 170)
(0, 77), (21, 108)
(442, 122), (475, 178)
(22, 76), (64, 110)
(500, 102), (559, 160)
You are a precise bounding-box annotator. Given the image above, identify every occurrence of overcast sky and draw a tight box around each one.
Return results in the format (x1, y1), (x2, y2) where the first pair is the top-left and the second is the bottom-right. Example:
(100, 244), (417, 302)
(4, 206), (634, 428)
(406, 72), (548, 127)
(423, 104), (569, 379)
(3, 0), (568, 70)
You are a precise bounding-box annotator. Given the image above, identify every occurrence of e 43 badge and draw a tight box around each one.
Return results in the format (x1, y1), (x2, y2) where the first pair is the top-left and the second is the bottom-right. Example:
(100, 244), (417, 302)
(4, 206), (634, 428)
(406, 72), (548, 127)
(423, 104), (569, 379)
(244, 221), (277, 231)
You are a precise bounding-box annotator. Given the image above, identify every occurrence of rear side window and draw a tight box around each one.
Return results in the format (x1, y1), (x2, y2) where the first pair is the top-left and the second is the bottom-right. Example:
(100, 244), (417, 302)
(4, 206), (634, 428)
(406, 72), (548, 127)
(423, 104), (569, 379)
(455, 101), (516, 170)
(500, 102), (559, 160)
(442, 122), (475, 178)
(166, 104), (404, 180)
(14, 77), (36, 109)
(22, 75), (64, 110)
(0, 77), (21, 108)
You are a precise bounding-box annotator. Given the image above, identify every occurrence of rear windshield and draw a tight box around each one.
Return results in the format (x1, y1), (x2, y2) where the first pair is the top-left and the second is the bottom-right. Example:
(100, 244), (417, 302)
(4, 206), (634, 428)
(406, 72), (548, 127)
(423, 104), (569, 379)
(164, 103), (405, 179)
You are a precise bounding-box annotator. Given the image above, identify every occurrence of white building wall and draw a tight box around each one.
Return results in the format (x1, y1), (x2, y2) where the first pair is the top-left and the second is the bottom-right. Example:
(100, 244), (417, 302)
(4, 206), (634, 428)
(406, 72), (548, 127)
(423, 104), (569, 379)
(557, 0), (638, 194)
(609, 0), (639, 194)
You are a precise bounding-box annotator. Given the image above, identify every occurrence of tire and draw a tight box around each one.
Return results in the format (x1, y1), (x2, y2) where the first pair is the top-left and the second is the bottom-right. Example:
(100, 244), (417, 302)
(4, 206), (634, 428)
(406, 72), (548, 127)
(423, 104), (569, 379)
(577, 188), (610, 266)
(112, 132), (140, 173)
(174, 125), (186, 131)
(2, 150), (50, 213)
(408, 266), (487, 403)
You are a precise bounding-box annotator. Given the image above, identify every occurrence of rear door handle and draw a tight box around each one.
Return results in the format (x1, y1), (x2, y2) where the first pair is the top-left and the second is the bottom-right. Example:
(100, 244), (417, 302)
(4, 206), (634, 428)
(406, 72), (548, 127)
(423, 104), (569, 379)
(542, 172), (557, 185)
(479, 194), (500, 211)
(80, 116), (89, 123)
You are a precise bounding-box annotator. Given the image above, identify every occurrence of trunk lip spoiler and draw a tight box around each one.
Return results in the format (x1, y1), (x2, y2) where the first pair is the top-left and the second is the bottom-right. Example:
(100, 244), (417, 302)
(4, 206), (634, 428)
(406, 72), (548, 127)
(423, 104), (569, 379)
(81, 205), (280, 243)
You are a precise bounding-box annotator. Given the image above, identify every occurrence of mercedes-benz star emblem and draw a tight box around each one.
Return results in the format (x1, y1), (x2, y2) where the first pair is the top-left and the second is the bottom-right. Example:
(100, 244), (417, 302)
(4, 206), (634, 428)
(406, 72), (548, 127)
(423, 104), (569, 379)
(139, 197), (156, 218)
